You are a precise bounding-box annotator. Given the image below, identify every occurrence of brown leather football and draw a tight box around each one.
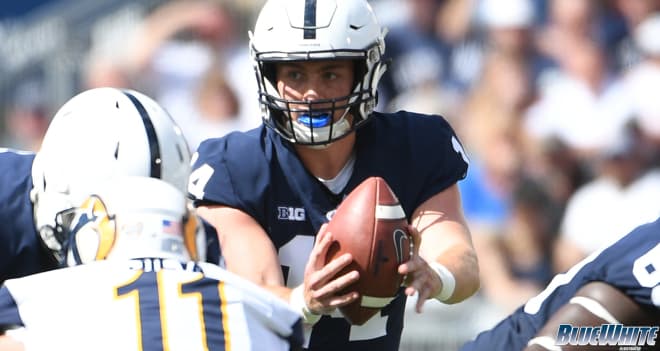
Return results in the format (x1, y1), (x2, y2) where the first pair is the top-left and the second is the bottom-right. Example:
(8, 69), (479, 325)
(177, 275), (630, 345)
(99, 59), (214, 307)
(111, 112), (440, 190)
(325, 176), (412, 325)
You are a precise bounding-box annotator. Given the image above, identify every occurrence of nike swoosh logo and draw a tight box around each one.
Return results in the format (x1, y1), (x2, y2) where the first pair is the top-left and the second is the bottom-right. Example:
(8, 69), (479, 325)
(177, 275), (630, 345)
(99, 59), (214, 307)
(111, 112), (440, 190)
(393, 229), (409, 263)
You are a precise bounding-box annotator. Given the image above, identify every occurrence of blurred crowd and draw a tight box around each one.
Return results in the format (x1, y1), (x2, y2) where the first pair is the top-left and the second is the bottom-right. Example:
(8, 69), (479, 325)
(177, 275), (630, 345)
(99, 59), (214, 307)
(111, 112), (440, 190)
(2, 0), (660, 349)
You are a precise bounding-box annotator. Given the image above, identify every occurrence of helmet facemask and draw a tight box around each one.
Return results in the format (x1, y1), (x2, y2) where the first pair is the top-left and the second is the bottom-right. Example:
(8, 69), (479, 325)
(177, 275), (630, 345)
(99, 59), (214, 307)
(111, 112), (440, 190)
(249, 0), (388, 146)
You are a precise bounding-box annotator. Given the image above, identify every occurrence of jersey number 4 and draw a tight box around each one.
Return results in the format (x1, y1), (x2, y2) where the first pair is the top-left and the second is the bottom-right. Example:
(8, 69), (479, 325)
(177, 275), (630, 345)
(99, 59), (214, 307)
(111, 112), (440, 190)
(189, 164), (214, 200)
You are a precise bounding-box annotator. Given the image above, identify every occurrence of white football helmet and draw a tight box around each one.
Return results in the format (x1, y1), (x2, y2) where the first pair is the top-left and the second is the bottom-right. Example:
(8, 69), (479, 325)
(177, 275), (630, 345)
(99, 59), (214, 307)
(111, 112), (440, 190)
(31, 87), (192, 263)
(61, 176), (205, 266)
(250, 0), (387, 146)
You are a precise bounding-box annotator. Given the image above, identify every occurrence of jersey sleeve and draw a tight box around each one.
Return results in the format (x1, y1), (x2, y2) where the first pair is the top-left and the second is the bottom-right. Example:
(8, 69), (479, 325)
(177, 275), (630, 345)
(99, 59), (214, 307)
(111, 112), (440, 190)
(407, 113), (469, 203)
(0, 285), (23, 330)
(189, 137), (239, 206)
(0, 150), (57, 283)
(188, 130), (270, 221)
(602, 222), (660, 310)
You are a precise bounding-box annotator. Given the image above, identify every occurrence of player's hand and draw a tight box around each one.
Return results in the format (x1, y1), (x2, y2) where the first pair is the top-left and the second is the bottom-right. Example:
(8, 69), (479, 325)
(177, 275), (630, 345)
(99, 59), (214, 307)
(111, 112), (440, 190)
(398, 225), (442, 313)
(303, 224), (360, 315)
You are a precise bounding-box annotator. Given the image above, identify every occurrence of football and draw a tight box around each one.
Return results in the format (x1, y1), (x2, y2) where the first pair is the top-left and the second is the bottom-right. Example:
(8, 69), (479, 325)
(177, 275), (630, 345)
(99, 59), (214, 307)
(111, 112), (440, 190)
(325, 176), (412, 325)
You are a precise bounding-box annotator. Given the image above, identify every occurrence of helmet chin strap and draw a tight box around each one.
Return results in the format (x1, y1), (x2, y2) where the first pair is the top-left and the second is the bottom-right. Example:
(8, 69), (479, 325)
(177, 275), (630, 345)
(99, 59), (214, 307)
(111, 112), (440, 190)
(291, 108), (352, 146)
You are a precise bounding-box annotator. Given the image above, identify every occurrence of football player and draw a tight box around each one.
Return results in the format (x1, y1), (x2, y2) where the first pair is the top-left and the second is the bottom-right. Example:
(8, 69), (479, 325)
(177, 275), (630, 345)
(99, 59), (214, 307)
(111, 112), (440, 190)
(0, 176), (303, 351)
(0, 87), (219, 284)
(460, 217), (660, 351)
(188, 0), (479, 349)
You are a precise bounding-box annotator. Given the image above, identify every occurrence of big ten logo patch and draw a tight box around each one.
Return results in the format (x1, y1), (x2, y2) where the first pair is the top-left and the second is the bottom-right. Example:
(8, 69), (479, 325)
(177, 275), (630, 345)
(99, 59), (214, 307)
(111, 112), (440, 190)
(277, 207), (306, 221)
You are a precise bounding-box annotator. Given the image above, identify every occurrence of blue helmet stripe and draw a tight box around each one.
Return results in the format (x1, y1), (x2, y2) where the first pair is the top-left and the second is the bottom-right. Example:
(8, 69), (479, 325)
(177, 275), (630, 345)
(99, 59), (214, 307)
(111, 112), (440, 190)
(303, 0), (317, 39)
(122, 91), (162, 179)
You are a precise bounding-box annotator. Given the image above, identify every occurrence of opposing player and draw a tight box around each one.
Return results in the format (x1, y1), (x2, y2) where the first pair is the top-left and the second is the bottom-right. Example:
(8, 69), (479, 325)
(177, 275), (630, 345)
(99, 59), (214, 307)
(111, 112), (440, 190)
(0, 176), (303, 351)
(188, 0), (479, 349)
(0, 87), (219, 284)
(460, 218), (660, 351)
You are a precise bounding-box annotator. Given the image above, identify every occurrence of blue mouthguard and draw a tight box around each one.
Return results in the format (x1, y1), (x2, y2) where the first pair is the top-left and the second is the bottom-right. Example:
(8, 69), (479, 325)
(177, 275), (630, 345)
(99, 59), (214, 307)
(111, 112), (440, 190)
(298, 113), (331, 128)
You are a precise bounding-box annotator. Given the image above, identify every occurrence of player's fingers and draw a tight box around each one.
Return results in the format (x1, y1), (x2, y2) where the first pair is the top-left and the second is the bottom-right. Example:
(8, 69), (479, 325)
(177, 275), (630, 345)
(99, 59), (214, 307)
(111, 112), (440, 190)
(408, 224), (421, 256)
(409, 268), (440, 312)
(315, 226), (335, 260)
(416, 279), (436, 310)
(307, 251), (353, 287)
(404, 285), (417, 297)
(310, 229), (334, 271)
(415, 294), (427, 313)
(404, 264), (435, 290)
(400, 266), (415, 288)
(320, 252), (355, 284)
(398, 254), (424, 277)
(327, 291), (360, 308)
(325, 252), (353, 275)
(315, 223), (329, 244)
(408, 276), (426, 297)
(313, 269), (359, 298)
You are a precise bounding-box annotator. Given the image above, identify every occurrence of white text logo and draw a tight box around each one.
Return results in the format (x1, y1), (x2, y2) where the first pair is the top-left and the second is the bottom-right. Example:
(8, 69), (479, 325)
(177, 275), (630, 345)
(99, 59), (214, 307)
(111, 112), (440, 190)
(277, 207), (306, 221)
(556, 324), (658, 349)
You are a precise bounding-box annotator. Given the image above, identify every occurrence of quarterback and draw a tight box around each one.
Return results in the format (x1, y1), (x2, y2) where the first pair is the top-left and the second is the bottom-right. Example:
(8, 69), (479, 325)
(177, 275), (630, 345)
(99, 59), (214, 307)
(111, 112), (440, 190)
(189, 0), (479, 350)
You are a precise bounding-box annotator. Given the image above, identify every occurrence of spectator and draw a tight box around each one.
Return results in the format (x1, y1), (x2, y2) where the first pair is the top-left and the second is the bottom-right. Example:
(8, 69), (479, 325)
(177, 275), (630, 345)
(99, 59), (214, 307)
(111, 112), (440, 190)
(457, 50), (551, 314)
(554, 123), (660, 272)
(477, 0), (555, 90)
(624, 13), (660, 149)
(378, 0), (452, 108)
(610, 0), (659, 69)
(1, 79), (49, 152)
(83, 0), (261, 149)
(523, 35), (633, 161)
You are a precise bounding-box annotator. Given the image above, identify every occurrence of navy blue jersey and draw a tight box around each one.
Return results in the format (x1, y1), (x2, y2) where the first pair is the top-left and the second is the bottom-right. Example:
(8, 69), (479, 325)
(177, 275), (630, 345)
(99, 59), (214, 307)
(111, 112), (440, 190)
(189, 111), (469, 350)
(461, 218), (660, 351)
(0, 149), (57, 283)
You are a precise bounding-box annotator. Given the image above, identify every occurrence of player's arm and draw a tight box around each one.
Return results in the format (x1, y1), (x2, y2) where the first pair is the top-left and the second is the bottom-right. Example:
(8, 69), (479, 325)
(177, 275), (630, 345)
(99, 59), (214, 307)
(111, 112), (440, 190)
(196, 205), (359, 321)
(399, 184), (480, 311)
(196, 205), (285, 288)
(0, 334), (23, 351)
(525, 281), (659, 351)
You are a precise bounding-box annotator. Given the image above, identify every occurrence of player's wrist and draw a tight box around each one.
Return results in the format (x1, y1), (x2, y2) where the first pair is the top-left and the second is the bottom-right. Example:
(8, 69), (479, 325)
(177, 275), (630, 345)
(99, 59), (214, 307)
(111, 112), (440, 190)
(429, 262), (456, 302)
(289, 285), (322, 325)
